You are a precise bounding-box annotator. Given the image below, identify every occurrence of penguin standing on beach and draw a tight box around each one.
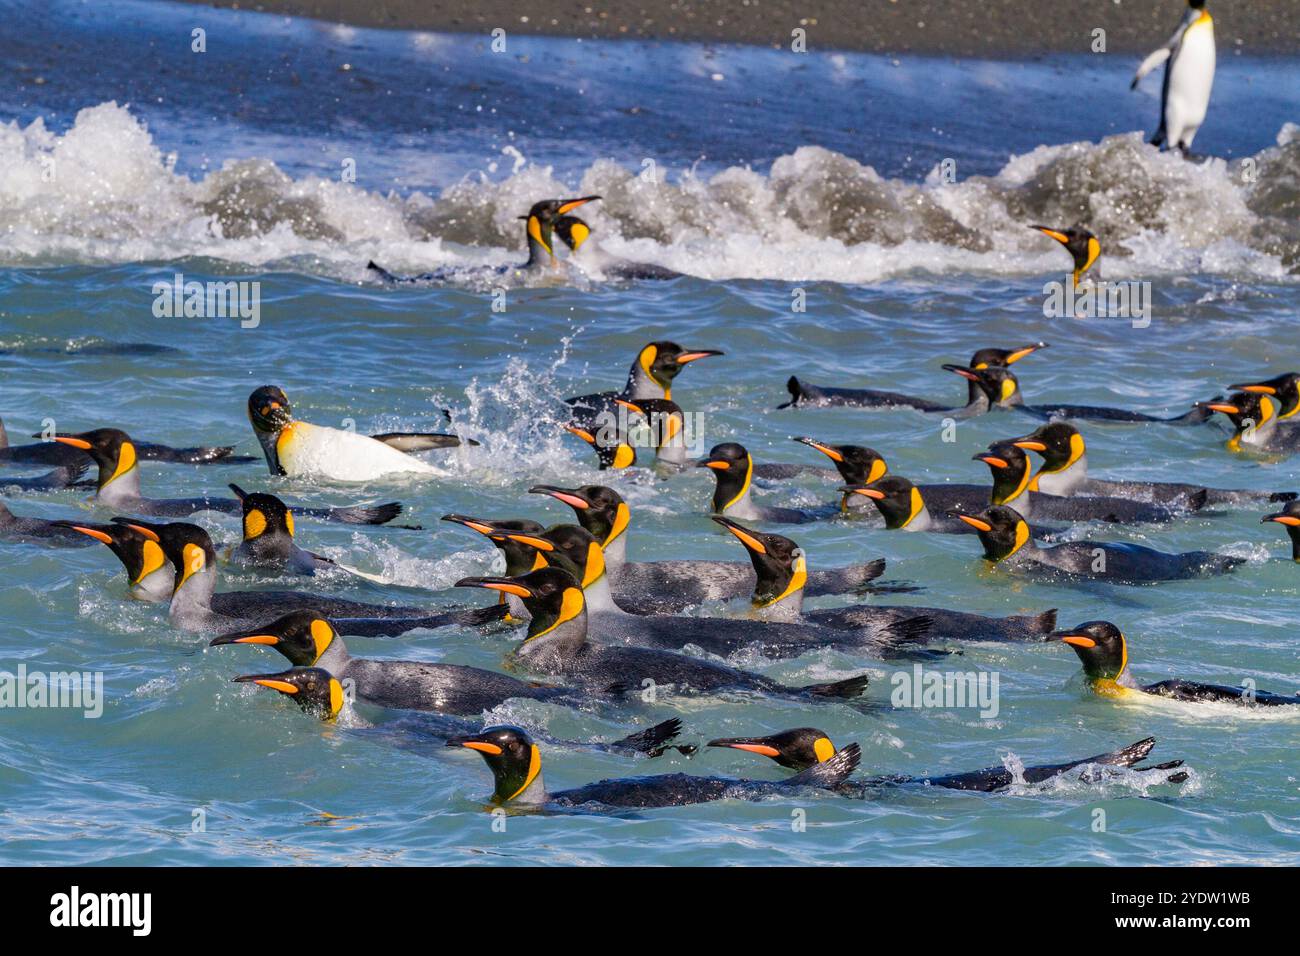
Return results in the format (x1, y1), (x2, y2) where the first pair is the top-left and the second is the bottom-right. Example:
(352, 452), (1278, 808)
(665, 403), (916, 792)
(1132, 0), (1216, 155)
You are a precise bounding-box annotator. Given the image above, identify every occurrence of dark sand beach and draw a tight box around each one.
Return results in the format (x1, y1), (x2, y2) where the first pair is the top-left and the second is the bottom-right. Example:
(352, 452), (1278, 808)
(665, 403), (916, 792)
(172, 0), (1297, 55)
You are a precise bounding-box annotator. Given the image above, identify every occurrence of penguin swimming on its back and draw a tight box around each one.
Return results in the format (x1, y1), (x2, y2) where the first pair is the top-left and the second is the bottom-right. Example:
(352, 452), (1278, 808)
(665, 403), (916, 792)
(1132, 0), (1216, 155)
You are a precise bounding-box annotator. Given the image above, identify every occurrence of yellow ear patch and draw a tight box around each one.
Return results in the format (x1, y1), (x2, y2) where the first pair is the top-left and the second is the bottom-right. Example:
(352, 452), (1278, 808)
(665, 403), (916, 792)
(507, 744), (543, 801)
(244, 509), (267, 540)
(569, 222), (590, 248)
(527, 215), (551, 255)
(1009, 519), (1031, 557)
(328, 678), (345, 718)
(867, 458), (888, 484)
(900, 486), (926, 528)
(284, 511), (295, 538)
(612, 443), (635, 469)
(179, 542), (206, 586)
(639, 344), (659, 380)
(1000, 378), (1017, 402)
(136, 539), (166, 585)
(583, 541), (607, 587)
(107, 440), (138, 485)
(813, 737), (835, 763)
(310, 619), (335, 660)
(606, 502), (631, 547)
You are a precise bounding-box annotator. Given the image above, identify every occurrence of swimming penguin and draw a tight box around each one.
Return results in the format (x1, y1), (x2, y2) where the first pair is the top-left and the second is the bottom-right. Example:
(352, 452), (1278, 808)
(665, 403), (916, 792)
(564, 341), (724, 427)
(841, 475), (1056, 537)
(1031, 225), (1099, 288)
(212, 611), (578, 715)
(1010, 421), (1293, 505)
(949, 505), (1243, 584)
(101, 520), (505, 634)
(527, 483), (892, 613)
(227, 485), (343, 576)
(708, 728), (1188, 792)
(553, 214), (684, 280)
(0, 502), (96, 547)
(231, 664), (689, 757)
(950, 365), (1211, 424)
(495, 522), (934, 660)
(715, 515), (1057, 644)
(455, 567), (875, 706)
(50, 428), (403, 524)
(248, 386), (466, 481)
(1201, 392), (1300, 455)
(780, 343), (1048, 412)
(1053, 620), (1297, 705)
(441, 513), (549, 621)
(973, 440), (1200, 524)
(1261, 501), (1300, 561)
(0, 417), (252, 467)
(367, 196), (603, 284)
(448, 724), (860, 809)
(60, 521), (177, 602)
(698, 443), (827, 524)
(1228, 372), (1300, 420)
(1132, 0), (1216, 155)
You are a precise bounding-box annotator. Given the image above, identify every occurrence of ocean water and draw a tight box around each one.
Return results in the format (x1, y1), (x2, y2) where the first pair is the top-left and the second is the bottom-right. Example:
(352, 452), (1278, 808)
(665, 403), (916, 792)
(0, 0), (1298, 865)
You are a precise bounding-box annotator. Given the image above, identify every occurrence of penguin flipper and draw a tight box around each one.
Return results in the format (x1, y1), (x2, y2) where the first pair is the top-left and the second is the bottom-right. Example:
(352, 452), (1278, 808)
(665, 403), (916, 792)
(604, 718), (695, 758)
(777, 376), (806, 409)
(783, 742), (861, 790)
(135, 442), (249, 464)
(296, 502), (404, 526)
(370, 431), (477, 452)
(1132, 46), (1171, 89)
(801, 673), (871, 700)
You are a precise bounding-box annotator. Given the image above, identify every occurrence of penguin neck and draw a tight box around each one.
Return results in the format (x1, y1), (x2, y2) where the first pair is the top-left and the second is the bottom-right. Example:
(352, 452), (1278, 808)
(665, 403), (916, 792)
(315, 636), (351, 674)
(600, 528), (628, 577)
(581, 568), (621, 614)
(95, 456), (142, 507)
(131, 565), (175, 604)
(516, 600), (589, 664)
(168, 563), (217, 629)
(989, 464), (1033, 511)
(1233, 415), (1276, 450)
(253, 426), (287, 476)
(714, 458), (757, 519)
(625, 362), (668, 401)
(1287, 527), (1300, 562)
(496, 754), (547, 806)
(654, 423), (689, 469)
(1031, 452), (1087, 496)
(524, 229), (557, 270)
(752, 563), (806, 624)
(883, 486), (930, 531)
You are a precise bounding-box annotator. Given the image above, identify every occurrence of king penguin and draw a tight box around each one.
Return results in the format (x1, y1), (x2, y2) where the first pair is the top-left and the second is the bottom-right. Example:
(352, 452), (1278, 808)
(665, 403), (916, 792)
(1132, 0), (1216, 155)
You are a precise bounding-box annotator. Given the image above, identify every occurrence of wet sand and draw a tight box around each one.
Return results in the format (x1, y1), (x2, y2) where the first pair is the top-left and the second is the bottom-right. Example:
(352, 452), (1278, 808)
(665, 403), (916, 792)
(171, 0), (1298, 55)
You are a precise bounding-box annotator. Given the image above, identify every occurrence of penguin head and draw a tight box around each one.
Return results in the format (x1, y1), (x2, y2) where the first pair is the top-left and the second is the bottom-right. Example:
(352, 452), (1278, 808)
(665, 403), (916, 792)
(707, 727), (837, 771)
(1228, 373), (1300, 419)
(111, 519), (216, 591)
(1203, 391), (1276, 443)
(635, 341), (725, 394)
(1262, 500), (1300, 550)
(942, 363), (1021, 407)
(698, 442), (753, 512)
(616, 397), (686, 451)
(50, 428), (137, 489)
(1011, 422), (1083, 473)
(248, 386), (293, 432)
(1050, 621), (1128, 683)
(793, 436), (888, 485)
(229, 484), (296, 544)
(947, 505), (1031, 562)
(1032, 224), (1100, 287)
(59, 520), (170, 590)
(494, 524), (606, 589)
(233, 667), (345, 721)
(210, 611), (338, 667)
(563, 421), (636, 470)
(441, 515), (548, 576)
(712, 516), (807, 608)
(447, 725), (544, 804)
(554, 214), (592, 252)
(1188, 0), (1206, 8)
(529, 484), (629, 547)
(841, 475), (924, 529)
(455, 566), (586, 641)
(973, 440), (1033, 505)
(969, 342), (1049, 369)
(519, 196), (600, 261)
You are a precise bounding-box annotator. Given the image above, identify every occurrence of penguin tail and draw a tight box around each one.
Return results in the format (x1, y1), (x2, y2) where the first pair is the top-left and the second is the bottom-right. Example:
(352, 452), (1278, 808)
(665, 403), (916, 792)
(1023, 608), (1057, 636)
(877, 615), (934, 654)
(366, 260), (398, 282)
(777, 376), (804, 410)
(309, 502), (404, 525)
(608, 717), (696, 758)
(784, 742), (861, 789)
(802, 673), (871, 700)
(851, 558), (887, 589)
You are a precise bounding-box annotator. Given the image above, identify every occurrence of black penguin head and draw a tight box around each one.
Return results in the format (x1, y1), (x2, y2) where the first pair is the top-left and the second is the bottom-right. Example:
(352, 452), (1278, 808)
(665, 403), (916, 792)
(229, 484), (296, 544)
(111, 519), (216, 590)
(529, 484), (628, 546)
(698, 442), (753, 511)
(1228, 373), (1300, 418)
(554, 214), (592, 252)
(942, 363), (1021, 407)
(947, 505), (1031, 562)
(635, 341), (725, 392)
(441, 514), (548, 576)
(793, 436), (888, 485)
(973, 440), (1033, 505)
(248, 386), (293, 432)
(1262, 500), (1300, 551)
(563, 421), (636, 470)
(50, 428), (137, 488)
(1188, 0), (1206, 9)
(708, 727), (837, 771)
(60, 521), (168, 587)
(494, 524), (606, 589)
(969, 342), (1048, 370)
(447, 725), (543, 804)
(454, 566), (586, 639)
(520, 197), (600, 260)
(1050, 621), (1128, 683)
(1032, 224), (1100, 287)
(1011, 422), (1083, 472)
(210, 611), (338, 667)
(233, 666), (345, 720)
(1203, 391), (1275, 435)
(712, 516), (807, 607)
(842, 474), (923, 529)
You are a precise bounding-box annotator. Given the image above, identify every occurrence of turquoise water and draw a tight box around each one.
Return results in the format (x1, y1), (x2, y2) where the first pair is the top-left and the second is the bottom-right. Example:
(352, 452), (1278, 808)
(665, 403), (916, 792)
(0, 0), (1297, 865)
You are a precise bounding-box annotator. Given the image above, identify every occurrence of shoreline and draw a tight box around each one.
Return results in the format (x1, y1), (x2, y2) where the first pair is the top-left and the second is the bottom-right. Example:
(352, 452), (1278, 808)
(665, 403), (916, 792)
(168, 0), (1299, 56)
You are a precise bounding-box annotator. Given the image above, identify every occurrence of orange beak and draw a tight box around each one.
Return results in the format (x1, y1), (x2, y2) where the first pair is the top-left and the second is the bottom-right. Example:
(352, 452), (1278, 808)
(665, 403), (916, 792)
(954, 514), (993, 532)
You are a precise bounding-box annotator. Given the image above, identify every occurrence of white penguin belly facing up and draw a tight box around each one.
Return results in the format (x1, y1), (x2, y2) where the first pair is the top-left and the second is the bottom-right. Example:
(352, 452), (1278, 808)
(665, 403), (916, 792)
(1164, 17), (1215, 150)
(277, 420), (444, 481)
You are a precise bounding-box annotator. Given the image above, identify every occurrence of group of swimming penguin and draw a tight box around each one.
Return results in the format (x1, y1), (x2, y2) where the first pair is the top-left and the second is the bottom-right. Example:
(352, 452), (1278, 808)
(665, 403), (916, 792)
(4, 315), (1297, 813)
